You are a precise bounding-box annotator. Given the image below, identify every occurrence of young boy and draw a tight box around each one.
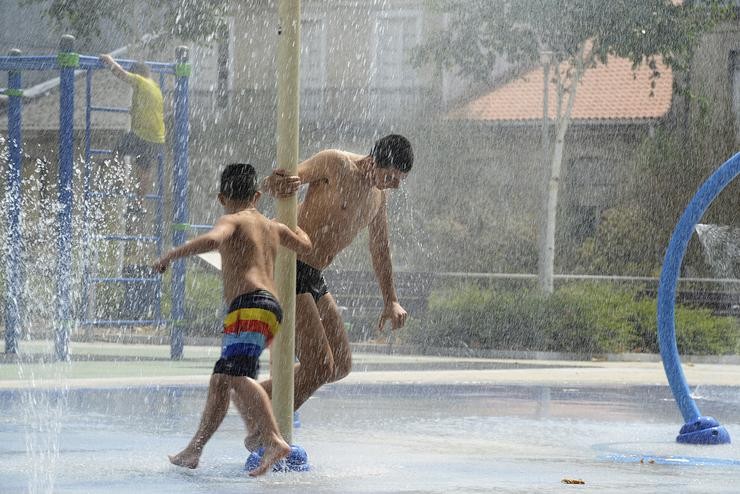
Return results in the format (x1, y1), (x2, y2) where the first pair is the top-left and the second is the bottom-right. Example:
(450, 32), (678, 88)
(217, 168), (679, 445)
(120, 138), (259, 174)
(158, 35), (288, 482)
(152, 163), (312, 476)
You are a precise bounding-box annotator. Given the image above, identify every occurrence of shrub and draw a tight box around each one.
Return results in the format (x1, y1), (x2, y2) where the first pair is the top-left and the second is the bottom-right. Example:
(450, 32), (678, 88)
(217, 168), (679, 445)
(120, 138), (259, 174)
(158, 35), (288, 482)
(574, 207), (663, 276)
(402, 282), (738, 355)
(183, 266), (223, 336)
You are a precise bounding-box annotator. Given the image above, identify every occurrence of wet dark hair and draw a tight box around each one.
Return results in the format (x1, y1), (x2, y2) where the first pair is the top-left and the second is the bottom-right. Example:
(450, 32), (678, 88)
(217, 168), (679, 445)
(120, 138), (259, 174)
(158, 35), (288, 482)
(131, 61), (151, 78)
(371, 134), (414, 172)
(220, 163), (258, 201)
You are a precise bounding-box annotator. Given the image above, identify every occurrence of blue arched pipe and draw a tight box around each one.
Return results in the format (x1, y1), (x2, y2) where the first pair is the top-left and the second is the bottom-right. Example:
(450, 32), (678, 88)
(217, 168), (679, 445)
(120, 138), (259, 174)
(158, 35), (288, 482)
(657, 152), (739, 444)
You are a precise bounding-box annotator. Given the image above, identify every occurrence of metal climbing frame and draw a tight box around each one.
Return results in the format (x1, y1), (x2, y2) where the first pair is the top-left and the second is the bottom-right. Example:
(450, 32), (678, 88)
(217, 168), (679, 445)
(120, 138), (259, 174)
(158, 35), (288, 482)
(78, 55), (168, 331)
(0, 35), (191, 361)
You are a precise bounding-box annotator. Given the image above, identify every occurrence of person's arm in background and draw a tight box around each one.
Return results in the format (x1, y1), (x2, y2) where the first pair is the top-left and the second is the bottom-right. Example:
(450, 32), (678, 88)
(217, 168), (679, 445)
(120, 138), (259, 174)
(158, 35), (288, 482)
(99, 53), (134, 83)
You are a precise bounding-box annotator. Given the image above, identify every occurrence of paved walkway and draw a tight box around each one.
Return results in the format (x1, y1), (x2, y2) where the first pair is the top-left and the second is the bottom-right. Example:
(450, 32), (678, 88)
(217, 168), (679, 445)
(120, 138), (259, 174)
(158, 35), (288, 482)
(1, 340), (739, 390)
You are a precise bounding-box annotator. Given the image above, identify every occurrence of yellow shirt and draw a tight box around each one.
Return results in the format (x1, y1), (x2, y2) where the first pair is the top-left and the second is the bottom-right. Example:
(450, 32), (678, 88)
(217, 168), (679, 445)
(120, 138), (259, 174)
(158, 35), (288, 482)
(128, 73), (165, 144)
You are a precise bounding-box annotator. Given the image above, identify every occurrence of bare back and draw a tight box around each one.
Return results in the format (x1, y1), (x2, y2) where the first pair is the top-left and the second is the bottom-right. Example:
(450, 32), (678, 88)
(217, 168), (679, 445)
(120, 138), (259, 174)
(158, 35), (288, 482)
(297, 150), (385, 269)
(219, 210), (281, 303)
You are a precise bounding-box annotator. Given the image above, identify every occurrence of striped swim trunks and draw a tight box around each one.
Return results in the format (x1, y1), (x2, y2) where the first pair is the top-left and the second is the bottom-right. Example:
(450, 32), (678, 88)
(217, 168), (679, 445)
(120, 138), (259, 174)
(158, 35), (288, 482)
(213, 289), (283, 378)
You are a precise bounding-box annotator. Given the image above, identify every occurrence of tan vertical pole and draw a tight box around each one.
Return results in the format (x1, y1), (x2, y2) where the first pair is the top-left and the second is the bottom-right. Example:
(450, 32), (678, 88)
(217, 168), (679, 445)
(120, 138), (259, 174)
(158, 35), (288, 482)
(273, 0), (300, 444)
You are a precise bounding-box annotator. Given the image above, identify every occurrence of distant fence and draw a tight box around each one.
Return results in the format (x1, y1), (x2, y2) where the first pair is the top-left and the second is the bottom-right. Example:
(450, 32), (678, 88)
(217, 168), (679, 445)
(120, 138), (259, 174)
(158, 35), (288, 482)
(325, 271), (740, 337)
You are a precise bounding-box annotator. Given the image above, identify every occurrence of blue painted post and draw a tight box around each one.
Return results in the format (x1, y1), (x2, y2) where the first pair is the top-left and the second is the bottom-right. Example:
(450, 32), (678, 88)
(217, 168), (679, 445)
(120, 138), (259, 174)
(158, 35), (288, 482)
(55, 35), (78, 361)
(657, 152), (740, 445)
(4, 49), (23, 354)
(155, 72), (166, 323)
(170, 46), (190, 360)
(78, 69), (93, 323)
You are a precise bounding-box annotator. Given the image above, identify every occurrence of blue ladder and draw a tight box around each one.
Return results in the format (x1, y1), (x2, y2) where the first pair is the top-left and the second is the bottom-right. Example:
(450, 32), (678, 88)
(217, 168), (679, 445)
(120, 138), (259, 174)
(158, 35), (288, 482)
(79, 68), (167, 328)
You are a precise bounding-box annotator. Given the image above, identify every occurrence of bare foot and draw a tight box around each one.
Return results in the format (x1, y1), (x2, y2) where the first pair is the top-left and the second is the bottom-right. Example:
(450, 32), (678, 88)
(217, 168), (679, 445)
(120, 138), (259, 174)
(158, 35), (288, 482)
(168, 450), (200, 469)
(244, 430), (262, 451)
(248, 433), (290, 477)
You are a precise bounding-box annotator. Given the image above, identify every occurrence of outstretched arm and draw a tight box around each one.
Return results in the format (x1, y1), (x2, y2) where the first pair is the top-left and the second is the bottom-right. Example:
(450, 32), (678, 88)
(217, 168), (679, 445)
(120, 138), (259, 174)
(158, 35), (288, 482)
(368, 194), (407, 331)
(152, 217), (235, 273)
(99, 54), (133, 83)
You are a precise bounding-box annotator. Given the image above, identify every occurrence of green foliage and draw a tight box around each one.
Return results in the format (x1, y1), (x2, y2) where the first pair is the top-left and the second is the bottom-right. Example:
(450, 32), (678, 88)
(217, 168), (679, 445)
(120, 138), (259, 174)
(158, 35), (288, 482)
(416, 0), (731, 82)
(183, 265), (223, 336)
(674, 304), (738, 355)
(618, 120), (738, 277)
(153, 262), (222, 335)
(420, 214), (538, 273)
(575, 207), (663, 276)
(23, 0), (230, 44)
(402, 282), (738, 355)
(571, 101), (739, 277)
(414, 0), (730, 286)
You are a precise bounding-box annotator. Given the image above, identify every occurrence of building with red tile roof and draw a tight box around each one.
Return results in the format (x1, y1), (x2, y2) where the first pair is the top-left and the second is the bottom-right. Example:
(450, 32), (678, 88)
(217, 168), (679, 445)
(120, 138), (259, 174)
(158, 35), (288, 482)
(447, 55), (673, 124)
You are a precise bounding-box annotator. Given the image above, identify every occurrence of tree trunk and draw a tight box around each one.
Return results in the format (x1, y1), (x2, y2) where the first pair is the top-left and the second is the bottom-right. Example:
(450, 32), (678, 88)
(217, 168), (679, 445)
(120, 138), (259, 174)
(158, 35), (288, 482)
(539, 45), (585, 294)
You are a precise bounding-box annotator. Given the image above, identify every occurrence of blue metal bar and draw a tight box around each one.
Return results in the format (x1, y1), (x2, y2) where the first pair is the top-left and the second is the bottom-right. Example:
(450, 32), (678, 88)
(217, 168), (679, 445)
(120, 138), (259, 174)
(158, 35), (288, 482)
(0, 55), (176, 74)
(89, 148), (114, 156)
(657, 151), (739, 444)
(89, 105), (129, 113)
(76, 55), (175, 73)
(170, 46), (190, 360)
(4, 50), (23, 355)
(81, 319), (168, 327)
(55, 36), (76, 361)
(79, 69), (94, 325)
(96, 235), (160, 242)
(0, 55), (58, 70)
(155, 71), (166, 322)
(85, 70), (92, 163)
(86, 191), (162, 201)
(190, 224), (215, 231)
(91, 277), (160, 283)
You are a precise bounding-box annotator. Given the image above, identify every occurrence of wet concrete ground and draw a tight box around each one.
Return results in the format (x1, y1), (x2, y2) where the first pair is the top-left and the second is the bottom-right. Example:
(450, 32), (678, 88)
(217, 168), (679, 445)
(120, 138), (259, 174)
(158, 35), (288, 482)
(1, 343), (739, 492)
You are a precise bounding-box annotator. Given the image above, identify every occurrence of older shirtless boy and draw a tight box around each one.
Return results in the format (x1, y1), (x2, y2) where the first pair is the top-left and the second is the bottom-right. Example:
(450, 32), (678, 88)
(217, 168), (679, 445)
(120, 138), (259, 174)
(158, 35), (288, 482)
(239, 135), (413, 449)
(153, 163), (312, 475)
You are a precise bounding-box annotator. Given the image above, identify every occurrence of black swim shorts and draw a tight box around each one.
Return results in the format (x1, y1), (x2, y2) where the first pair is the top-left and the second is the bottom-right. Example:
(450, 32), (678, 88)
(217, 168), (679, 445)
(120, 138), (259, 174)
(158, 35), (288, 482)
(296, 260), (329, 303)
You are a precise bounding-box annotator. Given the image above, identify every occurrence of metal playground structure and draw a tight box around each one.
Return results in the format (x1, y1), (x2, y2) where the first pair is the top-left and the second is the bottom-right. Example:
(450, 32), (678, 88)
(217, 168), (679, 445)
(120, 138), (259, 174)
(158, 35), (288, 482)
(1, 35), (192, 361)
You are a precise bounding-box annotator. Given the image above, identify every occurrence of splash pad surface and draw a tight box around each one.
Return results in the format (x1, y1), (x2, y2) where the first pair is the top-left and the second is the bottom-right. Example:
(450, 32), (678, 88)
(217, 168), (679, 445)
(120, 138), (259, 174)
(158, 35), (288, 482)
(1, 348), (740, 493)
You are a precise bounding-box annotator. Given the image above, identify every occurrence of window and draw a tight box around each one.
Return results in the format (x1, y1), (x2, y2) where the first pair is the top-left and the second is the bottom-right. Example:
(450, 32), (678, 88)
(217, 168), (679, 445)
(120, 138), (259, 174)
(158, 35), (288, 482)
(372, 12), (421, 89)
(190, 18), (234, 106)
(370, 11), (422, 119)
(566, 157), (617, 240)
(300, 16), (327, 120)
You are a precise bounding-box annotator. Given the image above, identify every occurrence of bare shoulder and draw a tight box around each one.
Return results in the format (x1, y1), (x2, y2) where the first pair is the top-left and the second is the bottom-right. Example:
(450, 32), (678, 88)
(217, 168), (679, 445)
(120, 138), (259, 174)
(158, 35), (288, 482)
(323, 149), (364, 173)
(266, 217), (292, 241)
(315, 148), (345, 161)
(298, 149), (353, 182)
(215, 212), (239, 227)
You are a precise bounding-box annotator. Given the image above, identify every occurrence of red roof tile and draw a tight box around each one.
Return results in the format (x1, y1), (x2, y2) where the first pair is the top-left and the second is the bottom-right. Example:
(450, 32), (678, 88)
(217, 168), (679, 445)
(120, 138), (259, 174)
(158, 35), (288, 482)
(448, 55), (673, 123)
